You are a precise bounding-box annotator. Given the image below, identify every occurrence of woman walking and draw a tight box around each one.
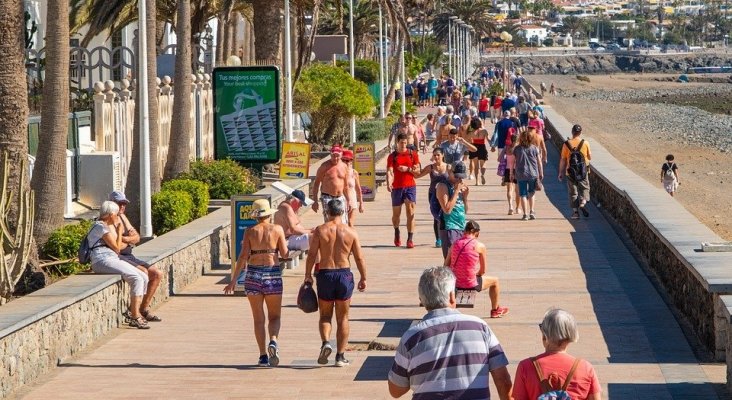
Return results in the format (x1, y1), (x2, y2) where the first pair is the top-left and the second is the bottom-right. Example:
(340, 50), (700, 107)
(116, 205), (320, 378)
(416, 148), (450, 248)
(342, 150), (364, 226)
(503, 133), (520, 215)
(224, 199), (289, 367)
(513, 129), (543, 220)
(468, 118), (490, 186)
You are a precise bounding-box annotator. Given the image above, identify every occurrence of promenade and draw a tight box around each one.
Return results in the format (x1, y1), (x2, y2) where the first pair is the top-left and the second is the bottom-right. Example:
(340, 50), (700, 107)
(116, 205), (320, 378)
(15, 133), (728, 399)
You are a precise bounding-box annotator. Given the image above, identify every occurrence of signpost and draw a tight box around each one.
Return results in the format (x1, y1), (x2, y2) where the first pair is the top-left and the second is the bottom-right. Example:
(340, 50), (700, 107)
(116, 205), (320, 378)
(230, 194), (271, 293)
(353, 143), (376, 201)
(279, 142), (311, 179)
(212, 66), (281, 163)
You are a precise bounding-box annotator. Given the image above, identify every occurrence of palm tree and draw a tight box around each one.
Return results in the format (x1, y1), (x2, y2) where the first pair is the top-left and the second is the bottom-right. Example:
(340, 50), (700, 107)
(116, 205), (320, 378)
(432, 0), (497, 43)
(164, 0), (193, 180)
(251, 0), (284, 63)
(30, 0), (70, 245)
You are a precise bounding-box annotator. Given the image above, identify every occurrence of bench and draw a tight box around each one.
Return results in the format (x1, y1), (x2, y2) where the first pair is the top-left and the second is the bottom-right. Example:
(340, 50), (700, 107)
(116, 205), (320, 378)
(455, 289), (477, 308)
(375, 170), (387, 186)
(280, 249), (306, 270)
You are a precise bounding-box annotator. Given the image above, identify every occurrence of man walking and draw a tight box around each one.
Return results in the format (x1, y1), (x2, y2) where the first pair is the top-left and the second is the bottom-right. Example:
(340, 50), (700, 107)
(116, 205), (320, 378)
(311, 145), (350, 224)
(304, 199), (367, 367)
(558, 124), (592, 220)
(387, 267), (512, 399)
(387, 133), (421, 248)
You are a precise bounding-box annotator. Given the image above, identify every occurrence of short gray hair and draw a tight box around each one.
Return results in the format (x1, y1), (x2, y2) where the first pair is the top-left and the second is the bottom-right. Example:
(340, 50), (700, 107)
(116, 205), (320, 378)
(446, 105), (454, 114)
(99, 200), (120, 219)
(540, 308), (579, 345)
(418, 267), (456, 310)
(326, 198), (345, 217)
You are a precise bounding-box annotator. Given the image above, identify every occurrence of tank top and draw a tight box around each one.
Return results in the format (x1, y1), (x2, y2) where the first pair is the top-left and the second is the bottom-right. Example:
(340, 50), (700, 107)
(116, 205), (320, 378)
(450, 236), (479, 288)
(441, 183), (465, 231)
(428, 164), (450, 193)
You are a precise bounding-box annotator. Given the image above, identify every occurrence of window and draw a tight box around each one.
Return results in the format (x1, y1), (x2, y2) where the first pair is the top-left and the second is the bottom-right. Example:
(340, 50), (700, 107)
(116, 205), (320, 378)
(69, 39), (86, 79)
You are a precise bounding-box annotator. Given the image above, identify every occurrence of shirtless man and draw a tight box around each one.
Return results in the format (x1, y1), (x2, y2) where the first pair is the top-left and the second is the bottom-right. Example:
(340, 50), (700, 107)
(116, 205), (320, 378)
(435, 106), (459, 147)
(388, 113), (419, 151)
(311, 145), (350, 224)
(273, 189), (312, 251)
(304, 198), (367, 367)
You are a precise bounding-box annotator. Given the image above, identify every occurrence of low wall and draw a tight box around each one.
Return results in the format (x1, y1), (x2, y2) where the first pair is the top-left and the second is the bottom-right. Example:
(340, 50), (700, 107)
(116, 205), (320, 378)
(0, 179), (309, 399)
(543, 108), (732, 361)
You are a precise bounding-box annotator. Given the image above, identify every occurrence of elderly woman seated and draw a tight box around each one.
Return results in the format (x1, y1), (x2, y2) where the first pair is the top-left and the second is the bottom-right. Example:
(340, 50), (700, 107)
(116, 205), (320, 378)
(512, 308), (602, 400)
(87, 201), (150, 329)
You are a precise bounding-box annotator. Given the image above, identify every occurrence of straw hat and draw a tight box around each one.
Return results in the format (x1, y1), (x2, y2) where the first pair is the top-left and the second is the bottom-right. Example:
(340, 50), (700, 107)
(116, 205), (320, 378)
(251, 199), (276, 218)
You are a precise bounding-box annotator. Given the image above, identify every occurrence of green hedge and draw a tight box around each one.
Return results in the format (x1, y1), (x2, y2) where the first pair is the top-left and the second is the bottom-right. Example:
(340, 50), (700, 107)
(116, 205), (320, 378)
(162, 178), (210, 219)
(180, 159), (259, 200)
(152, 190), (194, 235)
(43, 219), (94, 276)
(357, 119), (389, 142)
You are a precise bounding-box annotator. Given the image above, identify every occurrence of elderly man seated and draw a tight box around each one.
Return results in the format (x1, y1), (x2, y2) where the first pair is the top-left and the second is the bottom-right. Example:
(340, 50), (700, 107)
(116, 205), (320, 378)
(274, 189), (312, 251)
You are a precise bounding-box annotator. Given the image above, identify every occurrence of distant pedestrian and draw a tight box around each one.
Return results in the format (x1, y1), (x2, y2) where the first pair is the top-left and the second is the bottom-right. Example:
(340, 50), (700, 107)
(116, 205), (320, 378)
(549, 83), (557, 95)
(514, 129), (543, 220)
(540, 81), (547, 96)
(661, 154), (681, 196)
(341, 150), (364, 226)
(558, 125), (592, 220)
(387, 266), (513, 399)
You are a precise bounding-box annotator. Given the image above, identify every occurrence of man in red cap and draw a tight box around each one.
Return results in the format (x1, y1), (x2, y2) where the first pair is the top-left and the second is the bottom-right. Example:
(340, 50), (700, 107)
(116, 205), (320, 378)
(311, 145), (350, 224)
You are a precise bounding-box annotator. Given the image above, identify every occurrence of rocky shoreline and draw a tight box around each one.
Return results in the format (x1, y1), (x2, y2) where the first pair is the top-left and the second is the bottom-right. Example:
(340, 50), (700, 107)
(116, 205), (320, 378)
(490, 53), (732, 74)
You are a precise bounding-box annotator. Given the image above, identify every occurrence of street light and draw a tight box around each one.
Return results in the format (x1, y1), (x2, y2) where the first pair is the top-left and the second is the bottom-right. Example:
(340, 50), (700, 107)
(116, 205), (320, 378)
(500, 31), (512, 95)
(377, 5), (385, 118)
(348, 0), (356, 144)
(138, 0), (152, 237)
(285, 0), (293, 142)
(454, 19), (464, 82)
(449, 16), (458, 79)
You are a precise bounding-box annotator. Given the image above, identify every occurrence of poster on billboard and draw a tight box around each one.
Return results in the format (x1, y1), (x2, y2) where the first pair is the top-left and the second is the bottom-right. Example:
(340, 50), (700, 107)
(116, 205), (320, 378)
(213, 66), (281, 163)
(230, 194), (271, 293)
(353, 143), (376, 201)
(279, 142), (311, 179)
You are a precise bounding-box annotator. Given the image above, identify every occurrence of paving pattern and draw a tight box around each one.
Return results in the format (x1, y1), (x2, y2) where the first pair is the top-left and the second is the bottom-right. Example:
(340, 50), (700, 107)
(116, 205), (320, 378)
(15, 138), (728, 400)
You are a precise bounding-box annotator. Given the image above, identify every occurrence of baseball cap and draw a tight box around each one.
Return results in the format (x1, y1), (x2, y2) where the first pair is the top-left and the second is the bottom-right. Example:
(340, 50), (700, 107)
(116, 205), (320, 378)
(330, 145), (343, 154)
(452, 162), (468, 179)
(291, 189), (307, 204)
(572, 124), (582, 133)
(109, 191), (129, 204)
(342, 149), (354, 161)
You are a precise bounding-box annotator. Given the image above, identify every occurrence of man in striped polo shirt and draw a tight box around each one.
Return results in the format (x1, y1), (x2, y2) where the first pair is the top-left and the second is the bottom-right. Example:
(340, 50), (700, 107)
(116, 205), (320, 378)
(387, 267), (512, 400)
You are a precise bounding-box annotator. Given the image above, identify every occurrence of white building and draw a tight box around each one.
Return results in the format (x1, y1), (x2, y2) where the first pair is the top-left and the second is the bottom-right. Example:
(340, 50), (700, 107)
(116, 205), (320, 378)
(518, 25), (549, 44)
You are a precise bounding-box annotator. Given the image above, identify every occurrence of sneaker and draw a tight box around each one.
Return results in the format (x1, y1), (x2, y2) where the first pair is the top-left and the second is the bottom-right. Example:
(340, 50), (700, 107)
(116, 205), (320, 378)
(529, 212), (536, 220)
(580, 206), (589, 218)
(267, 340), (280, 367)
(406, 240), (415, 249)
(435, 239), (442, 248)
(394, 238), (401, 247)
(257, 355), (269, 367)
(490, 306), (510, 318)
(521, 214), (529, 221)
(318, 342), (333, 365)
(335, 354), (350, 367)
(571, 211), (580, 220)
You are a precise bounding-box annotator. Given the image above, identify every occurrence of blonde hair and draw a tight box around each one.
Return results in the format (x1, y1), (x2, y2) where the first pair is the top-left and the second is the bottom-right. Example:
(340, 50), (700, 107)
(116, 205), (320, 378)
(517, 128), (533, 147)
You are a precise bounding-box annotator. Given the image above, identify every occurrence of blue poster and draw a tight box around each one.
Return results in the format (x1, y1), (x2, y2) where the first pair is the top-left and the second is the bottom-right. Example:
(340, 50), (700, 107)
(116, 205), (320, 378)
(230, 195), (271, 290)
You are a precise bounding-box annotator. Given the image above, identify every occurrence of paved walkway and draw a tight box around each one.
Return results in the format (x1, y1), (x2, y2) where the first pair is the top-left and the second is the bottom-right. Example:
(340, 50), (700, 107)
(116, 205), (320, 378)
(16, 136), (727, 399)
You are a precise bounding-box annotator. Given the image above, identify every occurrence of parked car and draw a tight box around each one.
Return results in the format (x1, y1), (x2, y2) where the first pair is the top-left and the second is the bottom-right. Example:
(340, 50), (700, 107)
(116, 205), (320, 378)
(593, 46), (606, 52)
(606, 43), (621, 50)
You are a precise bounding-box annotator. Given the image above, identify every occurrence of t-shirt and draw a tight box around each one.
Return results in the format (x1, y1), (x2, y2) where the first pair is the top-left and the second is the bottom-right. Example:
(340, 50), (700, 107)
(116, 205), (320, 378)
(517, 102), (531, 114)
(560, 137), (592, 172)
(87, 221), (118, 262)
(662, 162), (678, 181)
(478, 98), (489, 112)
(501, 98), (516, 111)
(493, 97), (502, 109)
(493, 119), (517, 149)
(513, 353), (601, 400)
(528, 118), (545, 135)
(514, 145), (541, 181)
(387, 150), (420, 189)
(389, 308), (509, 400)
(439, 141), (467, 165)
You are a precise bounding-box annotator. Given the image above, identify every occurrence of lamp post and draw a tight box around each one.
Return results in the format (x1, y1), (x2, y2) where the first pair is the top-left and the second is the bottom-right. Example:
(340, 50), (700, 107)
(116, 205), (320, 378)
(138, 0), (152, 237)
(400, 28), (406, 115)
(349, 0), (356, 144)
(377, 5), (385, 118)
(499, 31), (512, 95)
(454, 19), (464, 82)
(285, 0), (293, 142)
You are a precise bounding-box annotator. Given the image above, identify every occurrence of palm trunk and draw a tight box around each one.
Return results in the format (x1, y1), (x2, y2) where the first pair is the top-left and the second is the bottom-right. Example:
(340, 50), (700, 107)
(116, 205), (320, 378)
(251, 0), (283, 63)
(232, 13), (241, 59)
(163, 0), (192, 180)
(216, 11), (226, 64)
(125, 0), (161, 227)
(31, 0), (69, 246)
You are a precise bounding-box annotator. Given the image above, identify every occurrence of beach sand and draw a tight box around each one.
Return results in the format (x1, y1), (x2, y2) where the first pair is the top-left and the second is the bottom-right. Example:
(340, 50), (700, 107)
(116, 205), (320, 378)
(530, 73), (732, 241)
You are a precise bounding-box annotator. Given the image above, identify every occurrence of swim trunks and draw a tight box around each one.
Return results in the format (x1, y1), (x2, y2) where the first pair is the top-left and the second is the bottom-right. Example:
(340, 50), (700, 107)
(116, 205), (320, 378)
(244, 265), (283, 296)
(316, 268), (355, 301)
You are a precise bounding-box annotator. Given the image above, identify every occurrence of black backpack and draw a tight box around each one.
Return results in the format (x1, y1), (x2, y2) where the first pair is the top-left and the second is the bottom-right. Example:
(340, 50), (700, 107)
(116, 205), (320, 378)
(77, 225), (100, 264)
(564, 139), (587, 181)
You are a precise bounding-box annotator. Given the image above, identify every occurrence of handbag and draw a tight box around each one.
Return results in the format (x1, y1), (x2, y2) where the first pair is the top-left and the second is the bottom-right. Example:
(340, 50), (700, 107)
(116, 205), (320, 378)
(297, 282), (319, 313)
(496, 152), (507, 177)
(535, 179), (543, 192)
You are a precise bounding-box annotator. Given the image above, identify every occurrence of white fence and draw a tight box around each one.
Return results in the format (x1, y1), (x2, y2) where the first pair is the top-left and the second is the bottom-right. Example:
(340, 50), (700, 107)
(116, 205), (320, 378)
(91, 74), (214, 188)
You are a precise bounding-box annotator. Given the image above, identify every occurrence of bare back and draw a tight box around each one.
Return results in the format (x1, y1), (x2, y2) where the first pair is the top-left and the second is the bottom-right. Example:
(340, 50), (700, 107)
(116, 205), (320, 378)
(244, 222), (288, 266)
(312, 220), (362, 269)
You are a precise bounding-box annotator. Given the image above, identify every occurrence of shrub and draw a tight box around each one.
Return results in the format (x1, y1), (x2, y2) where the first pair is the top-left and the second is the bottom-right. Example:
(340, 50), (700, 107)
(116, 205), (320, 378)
(357, 119), (389, 142)
(180, 159), (259, 199)
(162, 178), (210, 219)
(151, 190), (194, 235)
(336, 59), (380, 84)
(43, 219), (94, 276)
(390, 100), (416, 116)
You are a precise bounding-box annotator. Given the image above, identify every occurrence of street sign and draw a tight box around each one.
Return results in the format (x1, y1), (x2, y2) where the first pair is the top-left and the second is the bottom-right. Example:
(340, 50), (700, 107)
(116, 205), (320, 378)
(353, 143), (376, 201)
(279, 142), (311, 179)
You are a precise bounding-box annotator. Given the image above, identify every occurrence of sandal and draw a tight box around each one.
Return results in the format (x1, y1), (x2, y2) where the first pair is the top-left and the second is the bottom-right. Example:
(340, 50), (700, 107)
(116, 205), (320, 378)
(129, 316), (151, 329)
(141, 309), (162, 322)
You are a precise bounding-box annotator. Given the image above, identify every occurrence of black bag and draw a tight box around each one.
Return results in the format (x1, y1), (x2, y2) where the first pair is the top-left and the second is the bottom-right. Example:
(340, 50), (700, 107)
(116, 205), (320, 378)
(297, 283), (319, 313)
(564, 139), (587, 181)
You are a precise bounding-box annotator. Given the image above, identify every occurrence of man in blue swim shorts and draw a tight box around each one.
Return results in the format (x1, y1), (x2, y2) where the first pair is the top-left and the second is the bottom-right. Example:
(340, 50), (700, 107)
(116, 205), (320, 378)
(305, 198), (367, 368)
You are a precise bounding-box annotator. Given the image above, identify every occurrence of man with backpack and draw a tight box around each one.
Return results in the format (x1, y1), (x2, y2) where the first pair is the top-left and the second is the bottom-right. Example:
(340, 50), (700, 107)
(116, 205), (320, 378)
(558, 124), (592, 220)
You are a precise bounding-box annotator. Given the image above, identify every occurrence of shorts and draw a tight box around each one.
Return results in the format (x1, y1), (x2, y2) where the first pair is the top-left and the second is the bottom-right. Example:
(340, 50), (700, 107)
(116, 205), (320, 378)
(457, 276), (483, 292)
(518, 179), (537, 197)
(320, 193), (349, 224)
(439, 229), (464, 259)
(287, 234), (310, 251)
(407, 144), (417, 151)
(469, 144), (488, 160)
(503, 169), (517, 184)
(119, 252), (151, 268)
(244, 265), (283, 296)
(479, 111), (489, 120)
(391, 186), (417, 207)
(520, 113), (529, 126)
(316, 268), (354, 301)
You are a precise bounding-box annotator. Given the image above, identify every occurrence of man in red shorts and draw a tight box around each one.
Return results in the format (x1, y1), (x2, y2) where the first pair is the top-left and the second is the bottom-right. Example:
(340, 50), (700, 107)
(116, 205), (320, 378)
(387, 133), (421, 248)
